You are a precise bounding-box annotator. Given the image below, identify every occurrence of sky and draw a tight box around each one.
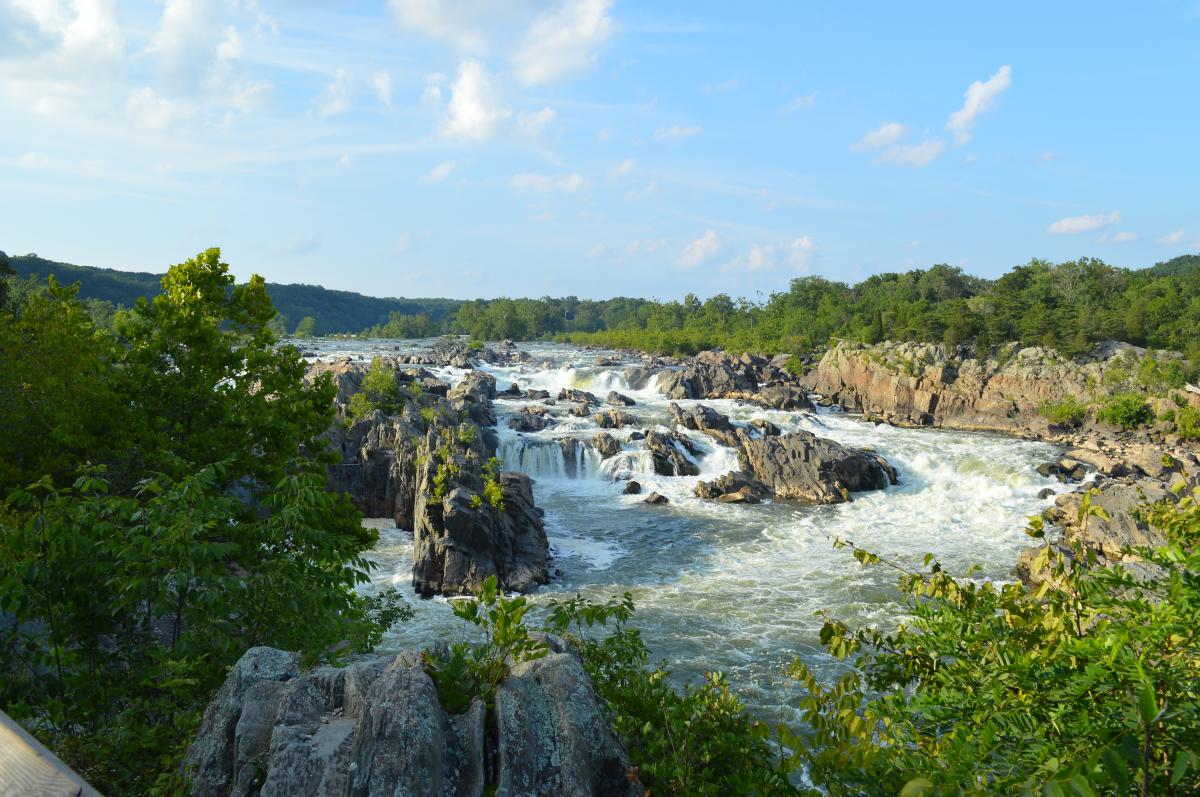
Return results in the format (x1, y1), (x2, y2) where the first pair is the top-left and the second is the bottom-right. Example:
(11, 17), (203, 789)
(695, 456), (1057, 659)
(1, 1), (1198, 301)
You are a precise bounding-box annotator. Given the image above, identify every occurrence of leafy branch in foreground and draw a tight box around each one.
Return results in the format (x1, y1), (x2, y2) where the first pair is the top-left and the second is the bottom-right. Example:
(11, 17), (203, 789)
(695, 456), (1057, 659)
(788, 488), (1200, 796)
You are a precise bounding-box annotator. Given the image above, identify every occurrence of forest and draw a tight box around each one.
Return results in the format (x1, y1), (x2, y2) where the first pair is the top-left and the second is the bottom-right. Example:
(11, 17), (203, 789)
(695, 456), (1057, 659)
(11, 249), (1198, 361)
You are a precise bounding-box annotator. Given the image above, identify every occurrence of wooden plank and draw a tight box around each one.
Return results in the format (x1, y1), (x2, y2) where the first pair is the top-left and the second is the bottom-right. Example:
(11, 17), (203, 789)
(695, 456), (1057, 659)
(0, 710), (102, 796)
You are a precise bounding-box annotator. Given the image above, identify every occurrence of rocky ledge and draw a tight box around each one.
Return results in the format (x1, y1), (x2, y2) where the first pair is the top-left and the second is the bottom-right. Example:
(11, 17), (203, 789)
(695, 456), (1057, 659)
(183, 643), (638, 797)
(308, 353), (550, 597)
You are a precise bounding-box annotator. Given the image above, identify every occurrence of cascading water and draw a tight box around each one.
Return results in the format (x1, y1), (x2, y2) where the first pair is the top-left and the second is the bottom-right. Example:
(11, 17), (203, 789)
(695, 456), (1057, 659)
(309, 339), (1067, 720)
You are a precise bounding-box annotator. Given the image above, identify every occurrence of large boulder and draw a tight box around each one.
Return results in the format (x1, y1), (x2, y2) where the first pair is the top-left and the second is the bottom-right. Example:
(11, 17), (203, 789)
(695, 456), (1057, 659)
(668, 403), (743, 448)
(326, 411), (422, 528)
(411, 421), (549, 597)
(659, 354), (757, 400)
(644, 430), (701, 477)
(449, 372), (498, 427)
(593, 409), (634, 429)
(183, 644), (637, 797)
(696, 431), (897, 504)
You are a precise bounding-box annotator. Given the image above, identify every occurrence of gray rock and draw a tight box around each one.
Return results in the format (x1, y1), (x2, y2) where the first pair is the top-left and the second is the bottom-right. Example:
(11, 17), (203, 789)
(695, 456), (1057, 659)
(606, 391), (636, 407)
(558, 388), (599, 406)
(593, 409), (634, 429)
(644, 430), (701, 477)
(668, 402), (742, 448)
(643, 492), (669, 505)
(495, 652), (640, 797)
(591, 432), (622, 459)
(623, 480), (641, 495)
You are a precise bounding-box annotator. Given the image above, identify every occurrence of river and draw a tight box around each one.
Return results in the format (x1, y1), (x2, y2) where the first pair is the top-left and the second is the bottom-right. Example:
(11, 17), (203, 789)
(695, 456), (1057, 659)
(303, 339), (1065, 720)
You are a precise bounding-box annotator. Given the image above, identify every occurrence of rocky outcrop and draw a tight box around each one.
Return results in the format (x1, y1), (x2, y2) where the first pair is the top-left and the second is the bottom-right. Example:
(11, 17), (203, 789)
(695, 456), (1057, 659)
(508, 406), (551, 433)
(606, 391), (635, 407)
(659, 353), (756, 400)
(412, 424), (548, 597)
(558, 388), (598, 406)
(184, 643), (638, 797)
(593, 409), (633, 429)
(327, 411), (423, 529)
(645, 430), (701, 477)
(668, 402), (743, 448)
(696, 431), (897, 504)
(590, 432), (622, 459)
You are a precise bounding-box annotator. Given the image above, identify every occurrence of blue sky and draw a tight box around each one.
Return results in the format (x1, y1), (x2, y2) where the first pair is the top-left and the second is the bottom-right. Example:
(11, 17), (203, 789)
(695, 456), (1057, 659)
(1, 1), (1198, 300)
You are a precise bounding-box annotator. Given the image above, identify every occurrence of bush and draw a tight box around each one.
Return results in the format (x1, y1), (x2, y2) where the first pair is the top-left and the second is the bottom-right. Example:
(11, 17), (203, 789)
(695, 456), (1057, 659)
(1177, 406), (1200, 439)
(1039, 395), (1088, 426)
(1097, 393), (1153, 429)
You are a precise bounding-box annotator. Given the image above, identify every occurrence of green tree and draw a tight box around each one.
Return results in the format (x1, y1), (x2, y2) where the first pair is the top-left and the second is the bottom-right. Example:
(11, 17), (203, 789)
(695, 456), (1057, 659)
(293, 314), (317, 337)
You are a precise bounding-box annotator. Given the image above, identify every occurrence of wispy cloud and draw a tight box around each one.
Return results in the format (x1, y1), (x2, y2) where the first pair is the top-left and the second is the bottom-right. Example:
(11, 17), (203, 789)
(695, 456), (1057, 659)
(608, 158), (635, 178)
(422, 160), (457, 183)
(876, 139), (945, 167)
(784, 92), (816, 113)
(512, 0), (614, 85)
(704, 78), (741, 94)
(1047, 210), (1120, 235)
(854, 122), (907, 151)
(946, 65), (1012, 145)
(678, 229), (719, 267)
(1157, 229), (1185, 245)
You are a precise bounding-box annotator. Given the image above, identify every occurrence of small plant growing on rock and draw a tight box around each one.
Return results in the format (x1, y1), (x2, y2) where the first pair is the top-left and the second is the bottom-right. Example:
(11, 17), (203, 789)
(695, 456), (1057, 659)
(1097, 393), (1153, 429)
(1177, 406), (1200, 440)
(482, 457), (505, 511)
(422, 575), (547, 712)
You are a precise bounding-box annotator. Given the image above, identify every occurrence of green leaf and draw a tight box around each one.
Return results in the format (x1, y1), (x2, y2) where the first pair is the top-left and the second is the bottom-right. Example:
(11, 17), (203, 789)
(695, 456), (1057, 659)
(900, 777), (934, 796)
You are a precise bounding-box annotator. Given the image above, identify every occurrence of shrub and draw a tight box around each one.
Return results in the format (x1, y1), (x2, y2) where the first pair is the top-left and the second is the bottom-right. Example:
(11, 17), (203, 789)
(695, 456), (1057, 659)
(1097, 393), (1153, 429)
(1177, 406), (1200, 440)
(1039, 395), (1088, 426)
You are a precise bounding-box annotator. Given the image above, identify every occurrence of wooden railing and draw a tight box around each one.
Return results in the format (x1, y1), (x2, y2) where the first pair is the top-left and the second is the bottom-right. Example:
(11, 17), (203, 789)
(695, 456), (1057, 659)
(0, 710), (102, 796)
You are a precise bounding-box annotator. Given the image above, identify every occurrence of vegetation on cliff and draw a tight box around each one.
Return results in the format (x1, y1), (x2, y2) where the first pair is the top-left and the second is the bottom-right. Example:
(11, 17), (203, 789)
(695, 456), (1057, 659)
(0, 250), (406, 794)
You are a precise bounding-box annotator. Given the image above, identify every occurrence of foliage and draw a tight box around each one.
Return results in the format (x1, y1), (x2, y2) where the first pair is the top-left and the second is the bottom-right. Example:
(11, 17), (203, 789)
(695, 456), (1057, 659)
(1039, 395), (1089, 426)
(422, 575), (548, 712)
(545, 594), (796, 797)
(293, 314), (317, 337)
(347, 357), (401, 420)
(0, 249), (408, 794)
(482, 457), (505, 511)
(1176, 406), (1200, 440)
(1097, 393), (1153, 429)
(789, 490), (1200, 796)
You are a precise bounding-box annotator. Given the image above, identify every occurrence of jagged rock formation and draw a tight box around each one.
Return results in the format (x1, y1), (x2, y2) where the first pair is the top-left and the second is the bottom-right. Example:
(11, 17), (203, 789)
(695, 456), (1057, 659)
(182, 643), (638, 797)
(696, 431), (897, 504)
(593, 409), (633, 429)
(644, 430), (701, 477)
(668, 402), (743, 448)
(327, 411), (422, 529)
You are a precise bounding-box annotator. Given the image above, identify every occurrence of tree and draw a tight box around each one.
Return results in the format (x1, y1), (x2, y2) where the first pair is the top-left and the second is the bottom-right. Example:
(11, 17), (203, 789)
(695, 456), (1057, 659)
(0, 250), (12, 308)
(293, 314), (317, 337)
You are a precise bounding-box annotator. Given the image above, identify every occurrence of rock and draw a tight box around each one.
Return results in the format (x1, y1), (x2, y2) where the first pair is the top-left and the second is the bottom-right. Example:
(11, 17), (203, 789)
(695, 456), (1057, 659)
(717, 487), (761, 504)
(696, 431), (897, 504)
(1038, 487), (1056, 499)
(622, 366), (659, 391)
(526, 389), (550, 400)
(659, 354), (756, 400)
(623, 480), (642, 495)
(593, 409), (634, 429)
(494, 651), (640, 797)
(500, 383), (522, 397)
(557, 388), (598, 406)
(449, 371), (498, 427)
(627, 431), (645, 442)
(644, 430), (701, 477)
(743, 385), (815, 412)
(748, 418), (781, 437)
(668, 402), (742, 448)
(185, 644), (635, 797)
(508, 408), (550, 433)
(644, 492), (669, 505)
(569, 403), (591, 418)
(326, 411), (422, 528)
(412, 426), (548, 597)
(591, 432), (622, 459)
(606, 391), (636, 407)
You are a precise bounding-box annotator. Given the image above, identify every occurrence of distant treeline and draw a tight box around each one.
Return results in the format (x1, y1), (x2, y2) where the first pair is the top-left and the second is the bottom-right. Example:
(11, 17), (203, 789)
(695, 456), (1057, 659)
(6, 249), (1200, 358)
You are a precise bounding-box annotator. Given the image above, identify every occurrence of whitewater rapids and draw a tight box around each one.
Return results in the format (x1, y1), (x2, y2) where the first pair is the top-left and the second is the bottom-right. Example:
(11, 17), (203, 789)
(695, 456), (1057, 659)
(308, 340), (1065, 719)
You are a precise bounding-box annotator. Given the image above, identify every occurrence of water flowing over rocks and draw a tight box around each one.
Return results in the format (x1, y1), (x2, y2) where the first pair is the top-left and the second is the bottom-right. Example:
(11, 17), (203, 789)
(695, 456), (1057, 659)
(668, 402), (744, 448)
(644, 430), (701, 477)
(696, 431), (898, 504)
(183, 644), (637, 797)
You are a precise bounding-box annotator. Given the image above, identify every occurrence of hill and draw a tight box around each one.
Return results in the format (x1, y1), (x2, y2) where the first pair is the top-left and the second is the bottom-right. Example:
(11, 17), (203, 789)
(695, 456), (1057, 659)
(5, 252), (462, 336)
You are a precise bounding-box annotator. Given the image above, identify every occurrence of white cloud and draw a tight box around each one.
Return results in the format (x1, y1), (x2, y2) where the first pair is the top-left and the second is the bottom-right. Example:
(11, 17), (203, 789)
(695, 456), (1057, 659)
(788, 236), (814, 270)
(516, 106), (556, 138)
(784, 92), (816, 113)
(126, 86), (195, 129)
(877, 139), (945, 167)
(510, 171), (590, 192)
(596, 127), (611, 142)
(396, 233), (411, 253)
(1157, 229), (1185, 245)
(439, 59), (511, 140)
(726, 243), (777, 272)
(387, 0), (514, 52)
(654, 125), (701, 140)
(373, 71), (393, 108)
(854, 122), (907, 151)
(316, 68), (352, 117)
(678, 229), (719, 268)
(608, 158), (635, 178)
(1037, 151), (1057, 162)
(422, 160), (458, 183)
(20, 151), (49, 167)
(588, 243), (608, 258)
(626, 238), (665, 255)
(1047, 210), (1120, 235)
(1100, 231), (1138, 243)
(215, 26), (244, 62)
(946, 64), (1011, 145)
(512, 0), (613, 85)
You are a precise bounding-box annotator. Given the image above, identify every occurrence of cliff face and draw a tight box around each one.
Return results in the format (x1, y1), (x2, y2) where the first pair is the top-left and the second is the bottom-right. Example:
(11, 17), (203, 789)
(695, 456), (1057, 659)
(802, 340), (1148, 434)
